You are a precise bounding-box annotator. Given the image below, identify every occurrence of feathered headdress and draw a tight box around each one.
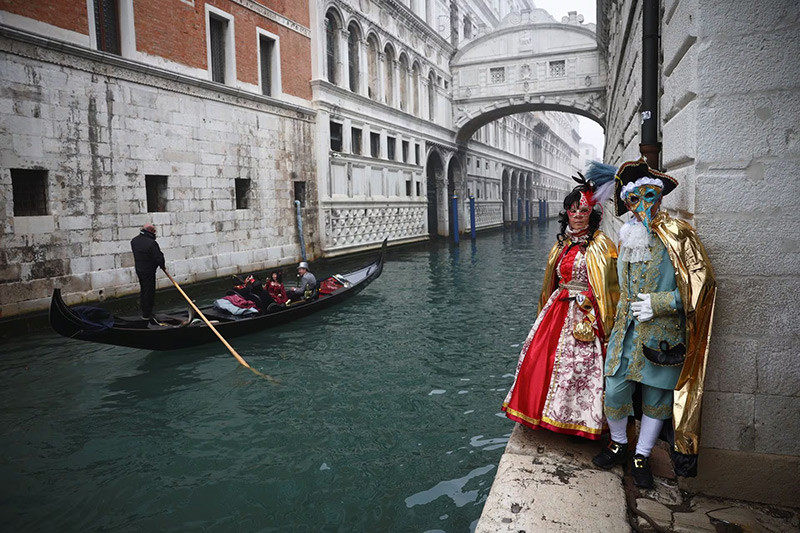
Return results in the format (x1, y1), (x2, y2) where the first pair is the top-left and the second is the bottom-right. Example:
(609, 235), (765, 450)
(570, 161), (618, 211)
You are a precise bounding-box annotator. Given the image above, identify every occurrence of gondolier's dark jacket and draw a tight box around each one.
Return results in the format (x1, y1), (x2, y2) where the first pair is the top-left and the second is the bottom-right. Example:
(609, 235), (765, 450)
(131, 230), (165, 275)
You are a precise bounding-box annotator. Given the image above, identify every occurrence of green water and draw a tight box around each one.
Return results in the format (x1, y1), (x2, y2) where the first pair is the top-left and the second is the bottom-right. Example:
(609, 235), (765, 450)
(0, 225), (555, 532)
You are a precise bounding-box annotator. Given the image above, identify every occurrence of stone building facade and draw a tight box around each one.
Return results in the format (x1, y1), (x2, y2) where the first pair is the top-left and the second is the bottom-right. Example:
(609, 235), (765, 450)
(310, 0), (579, 257)
(0, 0), (316, 317)
(599, 0), (800, 506)
(0, 0), (584, 317)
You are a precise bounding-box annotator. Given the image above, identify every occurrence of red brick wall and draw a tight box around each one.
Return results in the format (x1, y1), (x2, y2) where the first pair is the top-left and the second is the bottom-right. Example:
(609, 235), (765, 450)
(1, 0), (311, 100)
(0, 0), (89, 34)
(133, 0), (311, 99)
(134, 0), (207, 70)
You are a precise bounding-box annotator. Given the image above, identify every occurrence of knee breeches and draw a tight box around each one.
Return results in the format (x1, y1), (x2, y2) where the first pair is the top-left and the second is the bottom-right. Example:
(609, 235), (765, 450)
(604, 356), (673, 421)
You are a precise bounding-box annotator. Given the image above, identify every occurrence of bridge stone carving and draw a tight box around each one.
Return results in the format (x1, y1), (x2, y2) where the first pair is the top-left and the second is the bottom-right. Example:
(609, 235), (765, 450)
(451, 10), (607, 142)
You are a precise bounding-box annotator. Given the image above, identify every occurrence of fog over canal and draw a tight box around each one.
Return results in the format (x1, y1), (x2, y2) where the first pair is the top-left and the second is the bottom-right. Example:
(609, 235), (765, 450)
(0, 224), (555, 532)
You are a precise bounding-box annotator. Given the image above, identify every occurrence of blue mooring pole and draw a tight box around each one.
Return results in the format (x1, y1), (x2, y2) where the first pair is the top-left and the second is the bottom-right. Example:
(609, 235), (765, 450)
(469, 196), (476, 240)
(451, 195), (460, 243)
(525, 200), (530, 225)
(517, 197), (523, 229)
(295, 199), (307, 261)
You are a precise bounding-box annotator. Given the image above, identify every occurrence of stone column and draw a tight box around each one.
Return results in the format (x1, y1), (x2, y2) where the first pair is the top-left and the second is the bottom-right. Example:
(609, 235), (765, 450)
(421, 76), (430, 120)
(338, 28), (349, 89)
(358, 38), (369, 97)
(391, 60), (400, 108)
(376, 51), (386, 105)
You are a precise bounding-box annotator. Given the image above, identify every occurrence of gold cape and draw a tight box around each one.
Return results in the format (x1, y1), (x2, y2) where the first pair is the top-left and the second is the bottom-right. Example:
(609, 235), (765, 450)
(652, 211), (717, 456)
(539, 230), (620, 338)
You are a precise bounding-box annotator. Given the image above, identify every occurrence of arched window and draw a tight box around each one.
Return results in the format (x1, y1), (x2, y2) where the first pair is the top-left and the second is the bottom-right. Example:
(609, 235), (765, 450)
(411, 62), (420, 116)
(325, 12), (339, 84)
(384, 44), (395, 106)
(347, 22), (360, 92)
(428, 70), (436, 121)
(398, 53), (409, 111)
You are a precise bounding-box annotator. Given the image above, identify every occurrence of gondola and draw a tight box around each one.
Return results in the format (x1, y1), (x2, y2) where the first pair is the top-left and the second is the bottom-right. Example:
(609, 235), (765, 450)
(50, 239), (386, 351)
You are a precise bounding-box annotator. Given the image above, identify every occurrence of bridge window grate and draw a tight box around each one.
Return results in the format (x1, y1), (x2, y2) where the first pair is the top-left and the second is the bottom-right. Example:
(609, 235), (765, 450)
(549, 60), (566, 78)
(490, 67), (505, 84)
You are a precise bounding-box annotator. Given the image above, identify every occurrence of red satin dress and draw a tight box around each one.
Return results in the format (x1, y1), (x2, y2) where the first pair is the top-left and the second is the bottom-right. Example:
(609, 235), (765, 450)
(502, 243), (607, 440)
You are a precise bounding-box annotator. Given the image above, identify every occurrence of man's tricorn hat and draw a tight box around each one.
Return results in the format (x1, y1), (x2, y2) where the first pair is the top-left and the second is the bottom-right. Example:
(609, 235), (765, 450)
(612, 158), (679, 216)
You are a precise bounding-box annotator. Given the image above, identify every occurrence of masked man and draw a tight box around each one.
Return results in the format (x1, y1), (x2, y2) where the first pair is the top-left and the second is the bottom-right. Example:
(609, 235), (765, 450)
(589, 159), (716, 489)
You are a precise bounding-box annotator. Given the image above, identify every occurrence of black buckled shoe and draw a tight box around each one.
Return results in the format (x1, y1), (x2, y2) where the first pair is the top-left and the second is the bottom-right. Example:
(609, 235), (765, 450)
(592, 440), (627, 469)
(631, 454), (654, 489)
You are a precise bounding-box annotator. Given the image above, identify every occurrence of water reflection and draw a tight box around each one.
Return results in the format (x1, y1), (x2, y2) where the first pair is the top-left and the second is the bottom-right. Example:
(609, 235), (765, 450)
(405, 464), (495, 508)
(0, 226), (554, 532)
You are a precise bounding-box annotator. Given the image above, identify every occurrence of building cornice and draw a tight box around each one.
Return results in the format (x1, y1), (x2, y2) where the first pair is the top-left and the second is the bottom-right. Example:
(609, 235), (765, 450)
(229, 0), (311, 38)
(311, 79), (455, 137)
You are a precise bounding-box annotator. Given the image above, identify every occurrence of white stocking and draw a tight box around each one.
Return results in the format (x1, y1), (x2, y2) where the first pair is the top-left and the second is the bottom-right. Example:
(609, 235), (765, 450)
(607, 417), (628, 444)
(635, 415), (664, 457)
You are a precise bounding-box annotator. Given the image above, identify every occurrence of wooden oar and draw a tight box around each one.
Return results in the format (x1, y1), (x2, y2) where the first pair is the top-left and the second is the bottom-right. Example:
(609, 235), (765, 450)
(161, 268), (276, 382)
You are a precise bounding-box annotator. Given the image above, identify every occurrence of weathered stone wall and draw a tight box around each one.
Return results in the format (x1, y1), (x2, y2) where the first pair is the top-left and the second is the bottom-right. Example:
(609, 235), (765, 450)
(601, 0), (800, 504)
(0, 32), (316, 318)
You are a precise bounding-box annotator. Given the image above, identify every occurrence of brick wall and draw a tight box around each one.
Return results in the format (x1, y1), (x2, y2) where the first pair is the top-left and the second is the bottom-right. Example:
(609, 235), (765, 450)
(0, 0), (89, 34)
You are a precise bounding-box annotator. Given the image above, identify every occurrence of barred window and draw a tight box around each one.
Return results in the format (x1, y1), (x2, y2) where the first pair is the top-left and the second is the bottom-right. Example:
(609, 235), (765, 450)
(259, 34), (274, 96)
(209, 15), (227, 83)
(351, 127), (362, 155)
(235, 178), (251, 209)
(11, 169), (48, 216)
(93, 0), (120, 54)
(294, 180), (306, 208)
(370, 132), (380, 158)
(330, 121), (343, 152)
(549, 60), (566, 77)
(490, 67), (505, 84)
(145, 175), (168, 213)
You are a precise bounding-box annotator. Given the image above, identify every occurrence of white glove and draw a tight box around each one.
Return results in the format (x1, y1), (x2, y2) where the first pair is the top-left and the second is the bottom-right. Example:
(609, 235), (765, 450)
(630, 293), (653, 322)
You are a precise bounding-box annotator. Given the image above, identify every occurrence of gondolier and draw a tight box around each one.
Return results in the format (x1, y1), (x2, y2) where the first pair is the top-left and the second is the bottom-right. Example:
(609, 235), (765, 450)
(130, 224), (166, 320)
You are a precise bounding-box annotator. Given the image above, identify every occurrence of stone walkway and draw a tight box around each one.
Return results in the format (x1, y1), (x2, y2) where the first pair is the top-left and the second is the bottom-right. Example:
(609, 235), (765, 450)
(476, 424), (800, 533)
(475, 424), (629, 532)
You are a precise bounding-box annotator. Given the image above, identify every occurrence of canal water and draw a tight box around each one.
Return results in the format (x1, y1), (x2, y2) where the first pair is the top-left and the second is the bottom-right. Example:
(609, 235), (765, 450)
(0, 224), (556, 532)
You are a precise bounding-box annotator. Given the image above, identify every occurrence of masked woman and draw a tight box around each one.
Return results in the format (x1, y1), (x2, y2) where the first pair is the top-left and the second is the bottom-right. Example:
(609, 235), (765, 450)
(502, 174), (619, 440)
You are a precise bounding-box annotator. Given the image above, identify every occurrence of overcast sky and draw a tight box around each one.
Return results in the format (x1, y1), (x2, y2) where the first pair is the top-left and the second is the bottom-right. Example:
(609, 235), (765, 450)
(528, 0), (605, 160)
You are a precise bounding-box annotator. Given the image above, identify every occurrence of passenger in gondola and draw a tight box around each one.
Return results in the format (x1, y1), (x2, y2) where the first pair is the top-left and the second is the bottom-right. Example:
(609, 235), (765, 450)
(266, 270), (288, 305)
(286, 261), (317, 300)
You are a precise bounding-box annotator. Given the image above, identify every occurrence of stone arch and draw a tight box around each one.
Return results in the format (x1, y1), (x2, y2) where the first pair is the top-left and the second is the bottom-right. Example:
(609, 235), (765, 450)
(455, 102), (604, 143)
(446, 155), (465, 236)
(425, 147), (445, 237)
(510, 169), (519, 222)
